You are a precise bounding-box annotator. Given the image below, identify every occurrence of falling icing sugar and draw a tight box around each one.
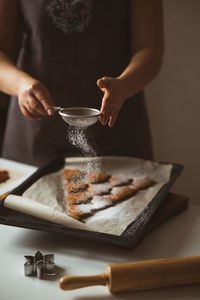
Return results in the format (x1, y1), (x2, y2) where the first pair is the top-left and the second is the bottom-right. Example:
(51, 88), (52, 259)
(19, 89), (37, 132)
(67, 126), (101, 173)
(68, 126), (96, 155)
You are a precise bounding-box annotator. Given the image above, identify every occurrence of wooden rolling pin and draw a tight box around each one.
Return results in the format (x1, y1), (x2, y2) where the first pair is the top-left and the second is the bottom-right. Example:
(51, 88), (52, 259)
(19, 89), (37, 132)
(0, 191), (10, 200)
(59, 256), (200, 293)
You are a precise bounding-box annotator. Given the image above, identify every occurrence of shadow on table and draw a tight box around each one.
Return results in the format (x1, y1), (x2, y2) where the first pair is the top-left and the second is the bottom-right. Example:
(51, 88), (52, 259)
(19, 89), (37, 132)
(8, 207), (198, 264)
(72, 285), (200, 300)
(45, 265), (66, 282)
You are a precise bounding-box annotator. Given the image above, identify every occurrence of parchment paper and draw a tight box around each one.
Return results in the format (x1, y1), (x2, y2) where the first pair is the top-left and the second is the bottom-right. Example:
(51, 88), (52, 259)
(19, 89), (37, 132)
(5, 156), (172, 236)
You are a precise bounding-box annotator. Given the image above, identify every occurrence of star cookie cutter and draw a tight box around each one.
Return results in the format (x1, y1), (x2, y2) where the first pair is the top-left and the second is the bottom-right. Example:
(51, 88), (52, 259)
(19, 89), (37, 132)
(24, 251), (56, 279)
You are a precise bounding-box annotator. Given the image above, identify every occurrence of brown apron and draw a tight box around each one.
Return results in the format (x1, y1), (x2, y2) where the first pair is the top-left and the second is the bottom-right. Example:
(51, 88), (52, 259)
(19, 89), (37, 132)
(2, 0), (152, 166)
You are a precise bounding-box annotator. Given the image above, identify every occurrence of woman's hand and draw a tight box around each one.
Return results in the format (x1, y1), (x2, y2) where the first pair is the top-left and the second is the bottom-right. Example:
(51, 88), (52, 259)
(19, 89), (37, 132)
(18, 78), (55, 120)
(97, 76), (125, 127)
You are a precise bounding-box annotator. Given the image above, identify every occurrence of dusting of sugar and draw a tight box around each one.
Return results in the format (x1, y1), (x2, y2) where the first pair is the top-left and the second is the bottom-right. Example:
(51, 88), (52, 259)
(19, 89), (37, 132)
(111, 186), (133, 197)
(109, 175), (133, 187)
(67, 126), (101, 174)
(75, 203), (93, 214)
(91, 196), (111, 210)
(88, 182), (111, 195)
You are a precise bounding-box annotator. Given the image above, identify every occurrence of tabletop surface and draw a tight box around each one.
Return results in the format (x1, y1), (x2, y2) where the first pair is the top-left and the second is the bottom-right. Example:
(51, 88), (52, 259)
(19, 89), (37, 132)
(1, 203), (200, 300)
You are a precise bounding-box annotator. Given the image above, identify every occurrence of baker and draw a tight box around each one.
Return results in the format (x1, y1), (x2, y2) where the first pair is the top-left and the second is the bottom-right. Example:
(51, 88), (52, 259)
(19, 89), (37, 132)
(0, 0), (164, 166)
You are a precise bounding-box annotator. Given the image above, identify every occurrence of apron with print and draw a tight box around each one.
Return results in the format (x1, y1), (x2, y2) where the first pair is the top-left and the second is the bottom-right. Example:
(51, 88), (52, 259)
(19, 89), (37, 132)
(2, 0), (152, 166)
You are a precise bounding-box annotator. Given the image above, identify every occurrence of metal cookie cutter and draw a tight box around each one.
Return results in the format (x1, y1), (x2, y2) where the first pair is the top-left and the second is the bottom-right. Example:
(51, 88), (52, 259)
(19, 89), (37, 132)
(24, 251), (56, 279)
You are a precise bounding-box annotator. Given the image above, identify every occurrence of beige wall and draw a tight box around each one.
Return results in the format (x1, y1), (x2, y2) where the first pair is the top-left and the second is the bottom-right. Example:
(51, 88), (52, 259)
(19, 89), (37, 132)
(145, 0), (200, 204)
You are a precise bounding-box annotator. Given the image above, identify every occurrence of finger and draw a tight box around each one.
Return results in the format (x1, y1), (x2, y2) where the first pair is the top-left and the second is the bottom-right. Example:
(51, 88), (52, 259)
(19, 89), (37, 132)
(27, 95), (47, 115)
(32, 85), (54, 115)
(100, 95), (109, 125)
(21, 105), (41, 120)
(100, 92), (112, 114)
(100, 111), (110, 125)
(108, 111), (118, 128)
(26, 101), (43, 116)
(99, 115), (108, 126)
(100, 94), (113, 125)
(97, 76), (111, 91)
(24, 97), (41, 116)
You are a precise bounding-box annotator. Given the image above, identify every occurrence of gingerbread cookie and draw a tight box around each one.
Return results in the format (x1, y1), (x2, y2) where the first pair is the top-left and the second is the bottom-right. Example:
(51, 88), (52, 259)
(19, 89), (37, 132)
(91, 195), (114, 210)
(86, 172), (110, 184)
(0, 170), (9, 184)
(109, 175), (133, 187)
(111, 186), (135, 201)
(88, 182), (111, 196)
(66, 191), (92, 205)
(68, 195), (113, 220)
(68, 203), (93, 220)
(65, 180), (88, 193)
(132, 177), (155, 191)
(63, 168), (156, 221)
(62, 169), (85, 181)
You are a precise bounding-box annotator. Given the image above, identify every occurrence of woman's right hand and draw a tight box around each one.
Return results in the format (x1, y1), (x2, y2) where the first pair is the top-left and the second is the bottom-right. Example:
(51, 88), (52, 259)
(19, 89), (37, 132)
(18, 77), (55, 120)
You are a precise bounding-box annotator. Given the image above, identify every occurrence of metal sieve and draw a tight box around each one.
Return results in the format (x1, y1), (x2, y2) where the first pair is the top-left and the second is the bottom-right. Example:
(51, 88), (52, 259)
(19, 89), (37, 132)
(55, 106), (100, 127)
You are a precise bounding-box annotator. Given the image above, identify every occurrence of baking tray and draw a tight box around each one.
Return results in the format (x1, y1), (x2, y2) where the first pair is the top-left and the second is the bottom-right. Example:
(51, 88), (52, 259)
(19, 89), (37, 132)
(0, 155), (183, 249)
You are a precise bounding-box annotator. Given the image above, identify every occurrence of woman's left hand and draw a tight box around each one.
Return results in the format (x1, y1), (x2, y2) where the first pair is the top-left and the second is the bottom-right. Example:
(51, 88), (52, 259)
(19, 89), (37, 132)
(97, 76), (125, 127)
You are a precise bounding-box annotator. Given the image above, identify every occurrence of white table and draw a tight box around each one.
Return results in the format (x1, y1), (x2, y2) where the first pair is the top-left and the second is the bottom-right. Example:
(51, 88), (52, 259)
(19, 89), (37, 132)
(1, 204), (200, 300)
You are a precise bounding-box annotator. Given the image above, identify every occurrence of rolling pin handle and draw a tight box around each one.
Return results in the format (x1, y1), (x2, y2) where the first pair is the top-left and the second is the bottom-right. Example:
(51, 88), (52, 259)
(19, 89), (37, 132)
(59, 273), (107, 291)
